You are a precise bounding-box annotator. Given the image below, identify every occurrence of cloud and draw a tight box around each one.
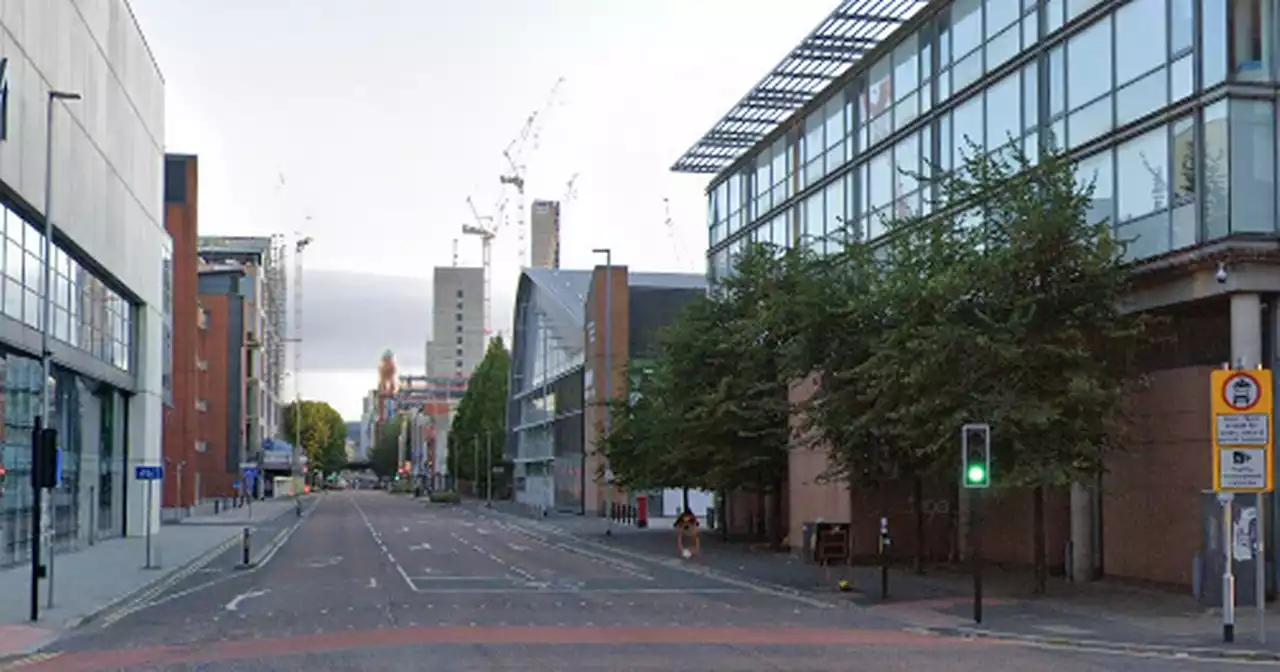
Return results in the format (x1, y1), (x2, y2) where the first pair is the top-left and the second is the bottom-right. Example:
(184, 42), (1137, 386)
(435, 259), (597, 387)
(300, 270), (430, 372)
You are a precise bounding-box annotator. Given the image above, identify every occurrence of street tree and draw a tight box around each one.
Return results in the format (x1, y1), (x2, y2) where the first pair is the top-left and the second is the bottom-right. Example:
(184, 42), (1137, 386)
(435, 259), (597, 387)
(282, 400), (349, 478)
(449, 336), (511, 488)
(369, 416), (404, 481)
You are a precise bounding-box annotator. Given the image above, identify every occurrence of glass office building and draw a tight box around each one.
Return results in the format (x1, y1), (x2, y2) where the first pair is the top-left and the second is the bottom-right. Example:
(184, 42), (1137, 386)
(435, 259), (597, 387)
(679, 0), (1273, 280)
(0, 2), (169, 567)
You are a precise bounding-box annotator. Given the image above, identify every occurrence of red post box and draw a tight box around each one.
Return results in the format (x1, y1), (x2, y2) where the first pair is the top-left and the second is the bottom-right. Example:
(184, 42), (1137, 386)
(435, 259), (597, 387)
(636, 495), (649, 529)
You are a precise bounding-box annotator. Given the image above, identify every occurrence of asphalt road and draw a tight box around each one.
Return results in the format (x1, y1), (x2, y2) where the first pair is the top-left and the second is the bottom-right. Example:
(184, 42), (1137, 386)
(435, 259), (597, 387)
(19, 492), (1275, 671)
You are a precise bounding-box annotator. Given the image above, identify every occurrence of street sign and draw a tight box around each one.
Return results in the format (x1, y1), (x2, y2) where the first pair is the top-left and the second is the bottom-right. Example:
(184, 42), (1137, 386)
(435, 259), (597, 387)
(135, 465), (164, 481)
(1212, 369), (1274, 493)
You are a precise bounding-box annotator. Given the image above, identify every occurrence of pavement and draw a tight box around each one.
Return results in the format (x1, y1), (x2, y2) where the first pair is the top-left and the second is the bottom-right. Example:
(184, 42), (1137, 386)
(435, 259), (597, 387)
(0, 491), (1263, 670)
(0, 496), (304, 662)
(480, 499), (1280, 663)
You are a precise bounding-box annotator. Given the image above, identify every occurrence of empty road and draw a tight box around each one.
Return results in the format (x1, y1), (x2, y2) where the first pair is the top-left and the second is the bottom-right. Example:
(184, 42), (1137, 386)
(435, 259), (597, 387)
(18, 492), (1267, 670)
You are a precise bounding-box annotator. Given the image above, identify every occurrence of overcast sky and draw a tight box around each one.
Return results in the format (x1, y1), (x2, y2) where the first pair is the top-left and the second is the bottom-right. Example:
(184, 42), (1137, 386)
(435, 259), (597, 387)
(129, 0), (840, 418)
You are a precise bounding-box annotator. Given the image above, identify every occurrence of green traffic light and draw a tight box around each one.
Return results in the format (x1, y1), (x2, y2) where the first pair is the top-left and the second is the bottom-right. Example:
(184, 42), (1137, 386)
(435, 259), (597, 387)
(966, 464), (987, 484)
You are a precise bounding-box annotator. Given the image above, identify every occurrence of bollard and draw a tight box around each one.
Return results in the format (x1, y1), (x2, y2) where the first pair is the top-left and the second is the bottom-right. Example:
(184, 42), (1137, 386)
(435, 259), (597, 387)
(241, 527), (252, 567)
(214, 499), (220, 514)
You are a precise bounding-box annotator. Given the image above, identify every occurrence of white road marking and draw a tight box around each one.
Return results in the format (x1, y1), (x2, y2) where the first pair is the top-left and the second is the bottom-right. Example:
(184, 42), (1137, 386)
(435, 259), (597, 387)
(451, 531), (537, 582)
(368, 577), (378, 588)
(476, 528), (490, 535)
(508, 543), (529, 552)
(401, 526), (410, 533)
(352, 496), (420, 592)
(225, 589), (269, 612)
(409, 543), (432, 551)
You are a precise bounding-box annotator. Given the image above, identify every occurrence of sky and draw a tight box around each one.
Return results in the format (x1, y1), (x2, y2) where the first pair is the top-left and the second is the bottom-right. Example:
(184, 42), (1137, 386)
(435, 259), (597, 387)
(128, 0), (841, 419)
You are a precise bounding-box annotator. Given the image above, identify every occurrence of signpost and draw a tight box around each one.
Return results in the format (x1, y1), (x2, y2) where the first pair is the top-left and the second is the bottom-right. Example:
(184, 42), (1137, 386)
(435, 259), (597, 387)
(1211, 367), (1274, 644)
(135, 465), (164, 569)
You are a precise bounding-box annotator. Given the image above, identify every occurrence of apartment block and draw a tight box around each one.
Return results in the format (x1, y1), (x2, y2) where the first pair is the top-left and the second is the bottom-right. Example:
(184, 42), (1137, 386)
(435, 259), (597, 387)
(426, 267), (485, 379)
(161, 154), (201, 511)
(530, 200), (561, 269)
(197, 267), (250, 497)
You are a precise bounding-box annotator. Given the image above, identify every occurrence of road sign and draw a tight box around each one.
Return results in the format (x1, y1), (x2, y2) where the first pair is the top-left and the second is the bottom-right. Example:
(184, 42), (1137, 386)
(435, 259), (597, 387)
(1212, 369), (1274, 493)
(134, 465), (164, 481)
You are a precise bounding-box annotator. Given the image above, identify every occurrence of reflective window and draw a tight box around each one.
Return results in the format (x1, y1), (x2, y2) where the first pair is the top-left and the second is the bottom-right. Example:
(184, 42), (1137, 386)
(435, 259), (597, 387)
(1074, 148), (1114, 226)
(1115, 127), (1170, 259)
(1229, 0), (1274, 82)
(1170, 115), (1196, 249)
(1203, 101), (1230, 239)
(1115, 0), (1166, 85)
(1204, 0), (1228, 86)
(986, 71), (1020, 151)
(1229, 99), (1275, 232)
(1066, 16), (1111, 109)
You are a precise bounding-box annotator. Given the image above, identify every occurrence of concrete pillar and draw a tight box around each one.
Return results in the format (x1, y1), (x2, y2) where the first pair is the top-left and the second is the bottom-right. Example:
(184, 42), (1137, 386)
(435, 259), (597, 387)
(1069, 481), (1095, 582)
(1231, 293), (1263, 368)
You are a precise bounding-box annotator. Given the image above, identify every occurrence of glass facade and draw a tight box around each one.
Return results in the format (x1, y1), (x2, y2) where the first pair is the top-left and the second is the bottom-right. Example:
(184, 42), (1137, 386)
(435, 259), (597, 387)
(0, 354), (126, 567)
(707, 0), (1280, 279)
(509, 280), (587, 509)
(0, 205), (134, 371)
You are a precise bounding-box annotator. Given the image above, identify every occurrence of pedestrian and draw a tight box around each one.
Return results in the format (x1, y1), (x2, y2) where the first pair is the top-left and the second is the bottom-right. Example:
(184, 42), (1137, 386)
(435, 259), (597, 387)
(674, 509), (700, 559)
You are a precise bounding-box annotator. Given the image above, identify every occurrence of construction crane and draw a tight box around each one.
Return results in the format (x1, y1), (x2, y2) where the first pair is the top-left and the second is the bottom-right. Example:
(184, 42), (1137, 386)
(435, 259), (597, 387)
(462, 195), (499, 335)
(663, 197), (687, 270)
(500, 77), (566, 268)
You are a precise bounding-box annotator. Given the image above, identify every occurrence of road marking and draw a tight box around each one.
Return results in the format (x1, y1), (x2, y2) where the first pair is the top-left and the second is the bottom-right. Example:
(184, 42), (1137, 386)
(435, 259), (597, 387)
(0, 652), (62, 671)
(451, 531), (537, 582)
(351, 496), (419, 592)
(508, 543), (529, 551)
(224, 589), (269, 612)
(409, 543), (432, 551)
(476, 527), (490, 535)
(491, 522), (652, 579)
(401, 527), (410, 533)
(368, 577), (377, 588)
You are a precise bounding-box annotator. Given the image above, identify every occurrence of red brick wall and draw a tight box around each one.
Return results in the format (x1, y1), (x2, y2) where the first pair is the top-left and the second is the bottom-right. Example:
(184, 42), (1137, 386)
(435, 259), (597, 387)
(197, 295), (237, 499)
(162, 156), (199, 508)
(1102, 366), (1210, 586)
(583, 266), (630, 514)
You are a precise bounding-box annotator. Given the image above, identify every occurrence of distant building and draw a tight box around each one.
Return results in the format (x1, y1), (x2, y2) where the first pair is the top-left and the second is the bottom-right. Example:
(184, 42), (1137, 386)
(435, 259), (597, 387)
(197, 237), (289, 458)
(507, 267), (706, 513)
(530, 200), (561, 269)
(426, 267), (485, 379)
(161, 154), (202, 512)
(195, 266), (249, 499)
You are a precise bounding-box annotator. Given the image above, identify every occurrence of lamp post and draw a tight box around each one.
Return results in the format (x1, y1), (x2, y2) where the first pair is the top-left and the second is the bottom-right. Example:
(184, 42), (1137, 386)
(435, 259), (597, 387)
(591, 248), (612, 534)
(32, 90), (81, 621)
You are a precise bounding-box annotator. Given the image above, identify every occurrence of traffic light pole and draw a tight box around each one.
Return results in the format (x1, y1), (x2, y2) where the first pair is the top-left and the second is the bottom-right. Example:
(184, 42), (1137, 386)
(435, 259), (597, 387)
(29, 416), (42, 622)
(971, 488), (983, 624)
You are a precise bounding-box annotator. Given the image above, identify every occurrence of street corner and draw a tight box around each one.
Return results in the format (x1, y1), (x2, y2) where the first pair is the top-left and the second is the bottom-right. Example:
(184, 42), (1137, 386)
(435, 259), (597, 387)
(0, 626), (58, 661)
(919, 624), (1280, 664)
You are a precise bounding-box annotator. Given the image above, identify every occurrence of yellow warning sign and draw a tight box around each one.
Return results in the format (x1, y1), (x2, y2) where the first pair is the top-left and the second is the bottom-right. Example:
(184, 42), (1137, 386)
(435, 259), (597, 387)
(1211, 368), (1274, 493)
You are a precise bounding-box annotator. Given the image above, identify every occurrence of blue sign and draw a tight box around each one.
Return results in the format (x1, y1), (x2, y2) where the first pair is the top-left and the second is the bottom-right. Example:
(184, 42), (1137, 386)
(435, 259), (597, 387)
(135, 465), (164, 480)
(232, 480), (241, 490)
(54, 449), (63, 487)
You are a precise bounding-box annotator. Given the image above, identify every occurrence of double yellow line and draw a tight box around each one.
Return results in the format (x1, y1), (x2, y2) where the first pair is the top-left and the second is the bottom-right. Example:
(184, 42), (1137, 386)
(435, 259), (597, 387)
(95, 532), (240, 629)
(0, 652), (61, 671)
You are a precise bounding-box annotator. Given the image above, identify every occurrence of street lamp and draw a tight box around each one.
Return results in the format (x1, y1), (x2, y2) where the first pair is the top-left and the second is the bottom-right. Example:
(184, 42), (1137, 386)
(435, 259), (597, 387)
(32, 90), (80, 622)
(591, 248), (612, 535)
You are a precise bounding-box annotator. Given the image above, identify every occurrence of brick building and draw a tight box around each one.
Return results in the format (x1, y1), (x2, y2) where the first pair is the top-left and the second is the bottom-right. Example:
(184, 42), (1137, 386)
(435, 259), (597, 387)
(196, 267), (249, 500)
(161, 154), (201, 512)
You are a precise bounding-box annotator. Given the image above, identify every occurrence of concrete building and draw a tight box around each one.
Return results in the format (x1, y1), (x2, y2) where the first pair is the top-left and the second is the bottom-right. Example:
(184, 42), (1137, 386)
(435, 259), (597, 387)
(161, 154), (202, 514)
(426, 267), (485, 379)
(0, 1), (169, 567)
(197, 237), (288, 462)
(530, 200), (561, 269)
(508, 267), (705, 513)
(671, 0), (1280, 588)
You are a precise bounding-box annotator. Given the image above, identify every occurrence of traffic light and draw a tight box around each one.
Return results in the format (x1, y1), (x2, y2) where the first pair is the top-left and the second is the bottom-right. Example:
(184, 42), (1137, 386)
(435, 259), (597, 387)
(961, 423), (990, 489)
(32, 427), (58, 489)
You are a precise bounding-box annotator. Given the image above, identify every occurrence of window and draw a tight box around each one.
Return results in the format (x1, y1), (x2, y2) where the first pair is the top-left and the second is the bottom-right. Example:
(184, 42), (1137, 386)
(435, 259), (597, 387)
(1230, 0), (1272, 81)
(986, 72), (1020, 152)
(1074, 149), (1114, 226)
(456, 336), (463, 345)
(456, 324), (463, 333)
(1066, 16), (1111, 109)
(456, 289), (463, 298)
(195, 398), (208, 411)
(1115, 127), (1170, 259)
(1115, 0), (1166, 85)
(1230, 98), (1275, 232)
(456, 348), (463, 357)
(455, 312), (462, 322)
(1204, 101), (1230, 239)
(1168, 116), (1196, 249)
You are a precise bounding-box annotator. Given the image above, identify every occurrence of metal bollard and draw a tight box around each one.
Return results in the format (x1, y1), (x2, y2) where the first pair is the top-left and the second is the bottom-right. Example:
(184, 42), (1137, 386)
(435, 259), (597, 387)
(241, 527), (252, 567)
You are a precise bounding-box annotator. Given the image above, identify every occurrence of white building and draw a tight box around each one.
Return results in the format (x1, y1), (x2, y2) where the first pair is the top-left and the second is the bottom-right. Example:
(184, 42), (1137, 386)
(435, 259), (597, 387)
(529, 200), (561, 269)
(0, 1), (169, 567)
(426, 267), (485, 378)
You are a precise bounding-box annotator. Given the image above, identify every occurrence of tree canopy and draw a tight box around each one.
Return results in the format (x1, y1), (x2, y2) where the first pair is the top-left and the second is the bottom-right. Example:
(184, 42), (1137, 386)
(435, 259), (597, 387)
(281, 399), (348, 477)
(599, 138), (1155, 576)
(369, 416), (403, 480)
(449, 336), (511, 485)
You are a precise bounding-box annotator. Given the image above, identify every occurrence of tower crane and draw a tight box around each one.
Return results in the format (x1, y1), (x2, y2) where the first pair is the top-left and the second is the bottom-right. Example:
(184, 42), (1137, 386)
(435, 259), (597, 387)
(500, 77), (566, 268)
(462, 195), (500, 336)
(663, 197), (687, 270)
